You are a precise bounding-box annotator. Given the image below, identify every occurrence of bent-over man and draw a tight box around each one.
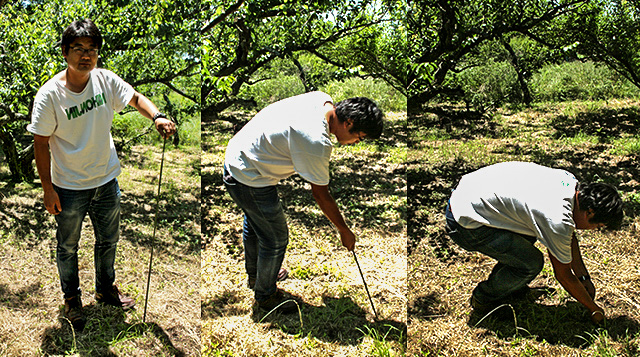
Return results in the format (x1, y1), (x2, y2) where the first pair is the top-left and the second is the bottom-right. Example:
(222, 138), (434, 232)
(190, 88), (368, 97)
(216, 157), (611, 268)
(445, 161), (623, 323)
(223, 91), (384, 313)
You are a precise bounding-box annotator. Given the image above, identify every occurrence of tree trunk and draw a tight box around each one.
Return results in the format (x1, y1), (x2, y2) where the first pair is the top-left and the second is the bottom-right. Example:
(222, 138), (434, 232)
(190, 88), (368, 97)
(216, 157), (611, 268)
(0, 126), (34, 183)
(501, 36), (532, 106)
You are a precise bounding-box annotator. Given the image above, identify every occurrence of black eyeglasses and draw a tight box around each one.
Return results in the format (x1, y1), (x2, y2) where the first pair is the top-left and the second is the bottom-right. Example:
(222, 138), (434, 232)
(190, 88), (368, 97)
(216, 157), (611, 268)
(71, 47), (99, 56)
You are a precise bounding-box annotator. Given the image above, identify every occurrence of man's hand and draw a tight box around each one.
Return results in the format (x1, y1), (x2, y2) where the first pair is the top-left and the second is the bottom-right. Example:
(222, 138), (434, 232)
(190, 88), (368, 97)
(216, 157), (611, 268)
(155, 117), (176, 139)
(43, 188), (62, 215)
(549, 250), (604, 322)
(591, 307), (605, 324)
(339, 228), (356, 251)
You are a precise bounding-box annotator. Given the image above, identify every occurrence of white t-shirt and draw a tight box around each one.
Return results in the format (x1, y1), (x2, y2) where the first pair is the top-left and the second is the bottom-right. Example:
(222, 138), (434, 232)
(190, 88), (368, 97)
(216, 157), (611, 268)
(224, 91), (334, 187)
(449, 161), (577, 264)
(28, 68), (135, 190)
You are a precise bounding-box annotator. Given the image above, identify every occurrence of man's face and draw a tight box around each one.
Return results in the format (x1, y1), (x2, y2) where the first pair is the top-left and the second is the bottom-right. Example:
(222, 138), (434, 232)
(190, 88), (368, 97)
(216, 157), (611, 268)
(334, 119), (367, 145)
(63, 37), (98, 74)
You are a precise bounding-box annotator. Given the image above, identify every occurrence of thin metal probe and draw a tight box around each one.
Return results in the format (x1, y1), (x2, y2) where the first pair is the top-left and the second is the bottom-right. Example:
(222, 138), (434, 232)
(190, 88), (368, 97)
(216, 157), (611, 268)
(143, 136), (167, 323)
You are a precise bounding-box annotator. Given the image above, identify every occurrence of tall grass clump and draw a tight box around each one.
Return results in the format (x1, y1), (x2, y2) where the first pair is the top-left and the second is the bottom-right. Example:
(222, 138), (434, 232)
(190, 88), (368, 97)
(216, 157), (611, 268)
(454, 59), (520, 111)
(178, 114), (201, 147)
(531, 61), (640, 101)
(239, 73), (306, 110)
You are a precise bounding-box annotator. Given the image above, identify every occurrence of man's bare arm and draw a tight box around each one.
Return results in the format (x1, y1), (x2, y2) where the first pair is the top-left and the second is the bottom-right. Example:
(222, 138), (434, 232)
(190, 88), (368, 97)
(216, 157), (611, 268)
(310, 183), (355, 251)
(128, 91), (175, 138)
(33, 134), (61, 214)
(570, 234), (596, 298)
(549, 249), (604, 323)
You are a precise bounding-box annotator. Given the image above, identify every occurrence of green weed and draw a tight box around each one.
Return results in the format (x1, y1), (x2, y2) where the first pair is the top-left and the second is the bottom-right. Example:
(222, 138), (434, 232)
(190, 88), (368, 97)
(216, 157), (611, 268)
(611, 136), (640, 155)
(358, 324), (405, 357)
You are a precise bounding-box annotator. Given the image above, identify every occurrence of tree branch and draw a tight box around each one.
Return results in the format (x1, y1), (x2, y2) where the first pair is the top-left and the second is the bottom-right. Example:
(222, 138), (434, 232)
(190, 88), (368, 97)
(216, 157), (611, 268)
(201, 0), (245, 34)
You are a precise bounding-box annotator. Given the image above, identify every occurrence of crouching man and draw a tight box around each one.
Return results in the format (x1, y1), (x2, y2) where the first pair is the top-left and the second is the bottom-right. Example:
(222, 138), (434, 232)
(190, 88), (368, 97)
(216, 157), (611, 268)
(223, 91), (383, 313)
(445, 161), (623, 323)
(28, 19), (175, 330)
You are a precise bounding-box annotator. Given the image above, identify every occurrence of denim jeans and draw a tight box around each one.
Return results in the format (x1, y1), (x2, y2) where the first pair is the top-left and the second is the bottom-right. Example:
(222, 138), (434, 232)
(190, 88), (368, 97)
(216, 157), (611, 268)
(445, 203), (544, 304)
(223, 168), (289, 302)
(53, 178), (121, 298)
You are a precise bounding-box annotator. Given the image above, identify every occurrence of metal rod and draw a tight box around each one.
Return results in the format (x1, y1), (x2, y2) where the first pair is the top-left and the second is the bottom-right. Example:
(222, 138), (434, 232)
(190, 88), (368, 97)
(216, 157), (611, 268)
(352, 250), (378, 320)
(143, 136), (167, 323)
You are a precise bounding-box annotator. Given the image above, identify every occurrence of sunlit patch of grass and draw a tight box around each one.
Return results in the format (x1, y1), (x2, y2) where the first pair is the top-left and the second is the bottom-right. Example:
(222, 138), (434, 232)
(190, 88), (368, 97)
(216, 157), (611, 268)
(611, 136), (640, 155)
(359, 324), (406, 357)
(561, 131), (600, 146)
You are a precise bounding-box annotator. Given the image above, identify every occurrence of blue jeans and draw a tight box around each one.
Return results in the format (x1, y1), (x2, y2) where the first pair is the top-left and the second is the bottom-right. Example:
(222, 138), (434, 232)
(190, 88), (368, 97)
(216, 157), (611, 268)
(223, 169), (289, 301)
(445, 204), (544, 304)
(53, 178), (121, 298)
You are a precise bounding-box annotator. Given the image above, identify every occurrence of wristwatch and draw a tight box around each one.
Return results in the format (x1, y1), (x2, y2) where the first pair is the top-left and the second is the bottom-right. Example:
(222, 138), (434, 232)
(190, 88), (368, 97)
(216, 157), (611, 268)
(153, 112), (167, 121)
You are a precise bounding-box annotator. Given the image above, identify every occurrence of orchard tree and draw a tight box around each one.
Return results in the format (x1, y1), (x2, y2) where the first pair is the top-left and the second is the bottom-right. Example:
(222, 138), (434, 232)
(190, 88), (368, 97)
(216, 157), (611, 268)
(408, 0), (588, 110)
(549, 0), (640, 90)
(201, 0), (407, 122)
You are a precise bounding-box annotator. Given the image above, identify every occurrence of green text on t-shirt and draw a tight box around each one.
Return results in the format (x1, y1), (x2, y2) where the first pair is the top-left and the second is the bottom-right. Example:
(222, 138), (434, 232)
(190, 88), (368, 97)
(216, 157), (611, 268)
(64, 93), (107, 120)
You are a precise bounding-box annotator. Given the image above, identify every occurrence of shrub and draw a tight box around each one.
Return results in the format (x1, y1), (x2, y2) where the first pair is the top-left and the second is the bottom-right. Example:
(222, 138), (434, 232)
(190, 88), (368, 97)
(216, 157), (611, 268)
(531, 61), (640, 101)
(239, 73), (306, 110)
(454, 59), (520, 111)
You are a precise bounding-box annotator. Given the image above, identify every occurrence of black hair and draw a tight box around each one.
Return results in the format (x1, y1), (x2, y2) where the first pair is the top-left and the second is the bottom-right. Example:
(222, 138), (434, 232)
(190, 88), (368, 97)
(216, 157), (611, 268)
(334, 97), (384, 139)
(577, 182), (624, 230)
(61, 19), (102, 55)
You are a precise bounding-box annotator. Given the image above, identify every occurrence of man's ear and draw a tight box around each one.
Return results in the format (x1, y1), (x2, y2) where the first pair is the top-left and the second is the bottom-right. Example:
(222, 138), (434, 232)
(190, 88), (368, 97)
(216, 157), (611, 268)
(345, 118), (354, 129)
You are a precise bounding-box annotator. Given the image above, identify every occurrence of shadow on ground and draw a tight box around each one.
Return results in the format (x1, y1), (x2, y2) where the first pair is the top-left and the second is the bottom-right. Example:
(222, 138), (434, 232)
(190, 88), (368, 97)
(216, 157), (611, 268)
(0, 181), (55, 247)
(202, 292), (406, 346)
(466, 300), (640, 350)
(0, 282), (48, 310)
(551, 106), (640, 140)
(41, 305), (184, 356)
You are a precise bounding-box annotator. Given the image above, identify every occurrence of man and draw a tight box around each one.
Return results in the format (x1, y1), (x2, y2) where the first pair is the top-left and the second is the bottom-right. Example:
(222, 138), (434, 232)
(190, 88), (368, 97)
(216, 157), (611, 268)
(223, 91), (383, 313)
(445, 161), (623, 323)
(28, 19), (176, 330)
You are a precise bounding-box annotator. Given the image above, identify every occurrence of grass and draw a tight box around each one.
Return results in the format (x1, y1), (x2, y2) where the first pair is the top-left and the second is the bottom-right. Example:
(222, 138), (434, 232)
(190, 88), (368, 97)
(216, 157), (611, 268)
(201, 111), (407, 356)
(0, 141), (200, 356)
(408, 99), (640, 356)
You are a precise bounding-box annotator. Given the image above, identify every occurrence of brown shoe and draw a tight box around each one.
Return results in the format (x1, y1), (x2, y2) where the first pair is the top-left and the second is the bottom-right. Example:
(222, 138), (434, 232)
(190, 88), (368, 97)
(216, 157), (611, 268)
(257, 290), (298, 314)
(64, 295), (86, 331)
(96, 284), (136, 310)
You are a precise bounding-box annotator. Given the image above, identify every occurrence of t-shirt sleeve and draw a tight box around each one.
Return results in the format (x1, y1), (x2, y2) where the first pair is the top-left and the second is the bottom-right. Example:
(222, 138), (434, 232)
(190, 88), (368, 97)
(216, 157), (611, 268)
(289, 130), (332, 185)
(27, 88), (57, 136)
(103, 69), (135, 112)
(536, 215), (574, 264)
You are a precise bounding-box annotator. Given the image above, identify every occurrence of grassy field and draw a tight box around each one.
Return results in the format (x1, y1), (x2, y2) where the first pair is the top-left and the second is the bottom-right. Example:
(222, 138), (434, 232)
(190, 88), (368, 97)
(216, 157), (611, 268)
(201, 111), (407, 356)
(0, 142), (201, 356)
(408, 99), (640, 356)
